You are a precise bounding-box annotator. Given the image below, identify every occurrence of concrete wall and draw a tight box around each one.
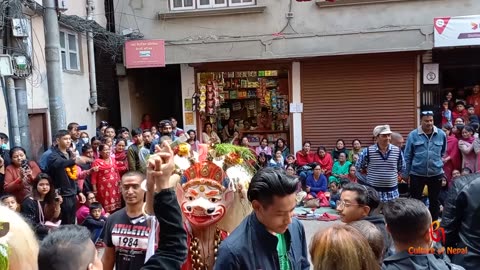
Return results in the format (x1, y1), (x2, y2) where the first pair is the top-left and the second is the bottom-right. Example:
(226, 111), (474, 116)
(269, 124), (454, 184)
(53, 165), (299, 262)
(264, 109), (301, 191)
(114, 0), (480, 64)
(0, 0), (107, 141)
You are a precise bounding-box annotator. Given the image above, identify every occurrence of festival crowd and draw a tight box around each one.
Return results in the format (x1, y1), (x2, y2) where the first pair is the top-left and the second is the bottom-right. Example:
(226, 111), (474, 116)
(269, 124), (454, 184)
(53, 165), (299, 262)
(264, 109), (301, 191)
(0, 109), (478, 270)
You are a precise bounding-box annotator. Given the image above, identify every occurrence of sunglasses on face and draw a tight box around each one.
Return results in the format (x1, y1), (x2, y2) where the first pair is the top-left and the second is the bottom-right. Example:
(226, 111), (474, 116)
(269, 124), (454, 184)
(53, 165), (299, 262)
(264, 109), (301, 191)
(421, 111), (433, 115)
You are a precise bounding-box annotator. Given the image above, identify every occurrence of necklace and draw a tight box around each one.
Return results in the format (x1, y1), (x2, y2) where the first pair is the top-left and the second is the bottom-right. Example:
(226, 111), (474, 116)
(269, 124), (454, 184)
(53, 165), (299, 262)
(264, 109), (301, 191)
(190, 227), (222, 270)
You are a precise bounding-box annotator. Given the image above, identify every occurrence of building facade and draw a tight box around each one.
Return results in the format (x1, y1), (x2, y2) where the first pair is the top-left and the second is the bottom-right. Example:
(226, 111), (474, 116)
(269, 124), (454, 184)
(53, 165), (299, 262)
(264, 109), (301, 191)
(113, 0), (480, 152)
(0, 0), (106, 159)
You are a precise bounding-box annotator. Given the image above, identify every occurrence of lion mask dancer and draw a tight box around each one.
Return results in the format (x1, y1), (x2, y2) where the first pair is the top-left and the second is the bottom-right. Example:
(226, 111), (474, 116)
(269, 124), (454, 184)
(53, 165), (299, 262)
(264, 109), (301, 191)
(177, 161), (234, 270)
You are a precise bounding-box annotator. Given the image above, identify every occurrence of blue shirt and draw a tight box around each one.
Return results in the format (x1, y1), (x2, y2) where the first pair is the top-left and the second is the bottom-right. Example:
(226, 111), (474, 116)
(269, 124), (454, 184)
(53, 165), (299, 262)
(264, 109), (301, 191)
(38, 147), (53, 172)
(404, 126), (447, 177)
(306, 174), (327, 196)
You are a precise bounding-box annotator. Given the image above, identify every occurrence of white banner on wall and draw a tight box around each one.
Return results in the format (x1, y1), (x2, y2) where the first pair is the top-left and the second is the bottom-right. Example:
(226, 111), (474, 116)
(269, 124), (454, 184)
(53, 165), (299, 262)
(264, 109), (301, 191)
(423, 63), (439, 85)
(434, 15), (480, 47)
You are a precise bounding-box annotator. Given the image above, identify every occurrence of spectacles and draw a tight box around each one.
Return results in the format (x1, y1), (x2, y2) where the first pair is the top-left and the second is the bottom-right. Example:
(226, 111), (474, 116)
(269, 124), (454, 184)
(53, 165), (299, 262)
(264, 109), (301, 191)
(336, 200), (363, 209)
(421, 111), (434, 116)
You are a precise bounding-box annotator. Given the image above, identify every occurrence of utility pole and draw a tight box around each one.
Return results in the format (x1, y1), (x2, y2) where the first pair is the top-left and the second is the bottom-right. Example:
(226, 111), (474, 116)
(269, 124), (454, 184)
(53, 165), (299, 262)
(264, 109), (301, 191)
(87, 0), (98, 112)
(5, 77), (20, 146)
(15, 78), (31, 155)
(43, 0), (66, 133)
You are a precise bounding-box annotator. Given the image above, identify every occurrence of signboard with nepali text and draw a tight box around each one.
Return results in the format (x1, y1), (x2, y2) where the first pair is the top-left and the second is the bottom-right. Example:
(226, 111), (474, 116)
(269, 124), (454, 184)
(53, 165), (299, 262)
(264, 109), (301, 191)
(124, 39), (165, 68)
(434, 15), (480, 47)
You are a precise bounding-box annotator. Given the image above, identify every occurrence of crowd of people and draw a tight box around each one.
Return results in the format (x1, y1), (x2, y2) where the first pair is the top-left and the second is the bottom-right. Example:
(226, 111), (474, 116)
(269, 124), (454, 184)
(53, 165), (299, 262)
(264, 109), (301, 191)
(0, 108), (478, 270)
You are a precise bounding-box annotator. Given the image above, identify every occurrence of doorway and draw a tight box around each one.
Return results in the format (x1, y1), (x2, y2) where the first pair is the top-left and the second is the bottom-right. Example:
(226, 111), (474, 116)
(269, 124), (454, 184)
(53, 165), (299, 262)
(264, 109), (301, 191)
(131, 64), (183, 127)
(29, 110), (49, 162)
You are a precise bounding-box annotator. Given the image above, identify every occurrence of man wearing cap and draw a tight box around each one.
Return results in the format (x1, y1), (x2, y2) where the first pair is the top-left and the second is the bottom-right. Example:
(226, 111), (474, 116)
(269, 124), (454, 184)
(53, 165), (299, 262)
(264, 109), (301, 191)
(403, 111), (447, 221)
(356, 125), (405, 202)
(150, 120), (178, 154)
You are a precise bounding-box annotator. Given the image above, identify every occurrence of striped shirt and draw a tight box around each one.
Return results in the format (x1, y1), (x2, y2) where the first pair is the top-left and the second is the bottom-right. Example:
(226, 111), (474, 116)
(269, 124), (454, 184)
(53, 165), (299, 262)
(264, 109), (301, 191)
(355, 144), (406, 191)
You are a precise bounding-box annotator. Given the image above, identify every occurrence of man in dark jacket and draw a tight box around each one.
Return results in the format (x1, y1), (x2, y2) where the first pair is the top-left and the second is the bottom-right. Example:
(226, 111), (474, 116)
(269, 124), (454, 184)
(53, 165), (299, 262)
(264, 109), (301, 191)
(441, 174), (480, 270)
(336, 182), (393, 258)
(138, 142), (188, 269)
(214, 167), (310, 270)
(48, 130), (90, 224)
(382, 198), (464, 270)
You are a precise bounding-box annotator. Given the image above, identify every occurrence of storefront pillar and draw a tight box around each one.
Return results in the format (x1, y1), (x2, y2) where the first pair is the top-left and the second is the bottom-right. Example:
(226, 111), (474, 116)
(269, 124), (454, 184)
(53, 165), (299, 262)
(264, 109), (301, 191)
(181, 64), (197, 131)
(291, 61), (302, 153)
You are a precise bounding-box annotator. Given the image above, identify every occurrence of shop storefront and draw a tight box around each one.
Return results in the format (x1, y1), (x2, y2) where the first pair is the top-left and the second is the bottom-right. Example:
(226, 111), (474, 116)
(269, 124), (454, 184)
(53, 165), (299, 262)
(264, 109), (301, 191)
(423, 15), (480, 126)
(301, 52), (418, 150)
(193, 61), (292, 148)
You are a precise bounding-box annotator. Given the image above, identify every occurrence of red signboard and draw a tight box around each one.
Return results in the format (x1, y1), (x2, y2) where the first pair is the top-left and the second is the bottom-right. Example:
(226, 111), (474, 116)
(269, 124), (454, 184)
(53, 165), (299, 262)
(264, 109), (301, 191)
(124, 39), (165, 68)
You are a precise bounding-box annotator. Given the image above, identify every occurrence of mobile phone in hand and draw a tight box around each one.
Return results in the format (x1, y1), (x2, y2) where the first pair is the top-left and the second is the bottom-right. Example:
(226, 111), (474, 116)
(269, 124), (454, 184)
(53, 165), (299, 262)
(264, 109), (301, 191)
(55, 189), (61, 201)
(21, 159), (29, 170)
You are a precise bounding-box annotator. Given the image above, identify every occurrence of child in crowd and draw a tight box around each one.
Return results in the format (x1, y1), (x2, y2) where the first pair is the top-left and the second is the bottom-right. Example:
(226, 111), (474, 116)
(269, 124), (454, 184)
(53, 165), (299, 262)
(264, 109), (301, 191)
(284, 154), (296, 170)
(441, 100), (452, 126)
(82, 202), (108, 243)
(76, 191), (107, 224)
(439, 176), (449, 213)
(231, 131), (240, 145)
(461, 167), (472, 176)
(467, 105), (480, 130)
(0, 194), (19, 212)
(352, 154), (359, 164)
(269, 150), (284, 168)
(452, 169), (461, 179)
(328, 181), (341, 209)
(452, 101), (468, 124)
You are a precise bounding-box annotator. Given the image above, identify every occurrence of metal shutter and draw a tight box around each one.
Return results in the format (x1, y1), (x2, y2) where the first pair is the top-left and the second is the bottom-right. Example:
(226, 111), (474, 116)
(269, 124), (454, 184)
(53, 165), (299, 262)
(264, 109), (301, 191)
(301, 52), (418, 150)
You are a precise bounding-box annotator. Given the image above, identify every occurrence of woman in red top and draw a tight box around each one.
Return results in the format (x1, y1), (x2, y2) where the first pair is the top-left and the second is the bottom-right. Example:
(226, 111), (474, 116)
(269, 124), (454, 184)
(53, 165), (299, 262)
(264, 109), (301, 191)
(91, 144), (124, 213)
(442, 123), (461, 186)
(314, 146), (333, 177)
(4, 146), (41, 203)
(296, 141), (315, 167)
(140, 113), (154, 130)
(113, 138), (129, 177)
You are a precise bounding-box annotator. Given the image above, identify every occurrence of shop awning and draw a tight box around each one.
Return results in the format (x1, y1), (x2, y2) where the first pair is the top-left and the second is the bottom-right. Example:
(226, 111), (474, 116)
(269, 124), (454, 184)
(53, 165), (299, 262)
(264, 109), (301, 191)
(434, 15), (480, 47)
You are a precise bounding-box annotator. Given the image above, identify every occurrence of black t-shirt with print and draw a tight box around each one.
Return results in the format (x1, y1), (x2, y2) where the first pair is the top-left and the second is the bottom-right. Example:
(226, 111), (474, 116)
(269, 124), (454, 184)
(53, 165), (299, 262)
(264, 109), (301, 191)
(104, 208), (150, 270)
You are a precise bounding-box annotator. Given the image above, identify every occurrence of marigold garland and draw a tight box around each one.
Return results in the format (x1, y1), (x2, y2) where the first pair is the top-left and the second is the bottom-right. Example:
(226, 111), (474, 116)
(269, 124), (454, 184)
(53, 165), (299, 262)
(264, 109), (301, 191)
(65, 165), (78, 180)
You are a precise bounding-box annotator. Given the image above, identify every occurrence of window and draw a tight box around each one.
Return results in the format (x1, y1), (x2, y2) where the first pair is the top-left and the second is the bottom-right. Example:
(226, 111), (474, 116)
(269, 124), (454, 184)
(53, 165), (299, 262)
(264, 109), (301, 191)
(170, 0), (254, 10)
(170, 0), (195, 10)
(229, 0), (253, 6)
(59, 30), (80, 72)
(197, 0), (227, 9)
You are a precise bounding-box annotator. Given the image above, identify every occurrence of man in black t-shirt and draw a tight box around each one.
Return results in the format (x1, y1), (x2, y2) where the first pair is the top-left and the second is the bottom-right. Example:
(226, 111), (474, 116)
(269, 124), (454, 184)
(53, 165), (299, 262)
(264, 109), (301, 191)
(102, 171), (149, 270)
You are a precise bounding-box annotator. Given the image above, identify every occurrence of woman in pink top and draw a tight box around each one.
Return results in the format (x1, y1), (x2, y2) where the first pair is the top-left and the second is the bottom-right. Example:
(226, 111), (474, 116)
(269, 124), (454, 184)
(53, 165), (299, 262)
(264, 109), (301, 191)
(255, 138), (272, 158)
(458, 125), (476, 172)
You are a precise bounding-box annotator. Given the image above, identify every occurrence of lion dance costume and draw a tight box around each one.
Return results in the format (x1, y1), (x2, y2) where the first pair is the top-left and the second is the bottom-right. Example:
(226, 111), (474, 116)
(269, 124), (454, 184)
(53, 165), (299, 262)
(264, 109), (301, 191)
(175, 143), (255, 270)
